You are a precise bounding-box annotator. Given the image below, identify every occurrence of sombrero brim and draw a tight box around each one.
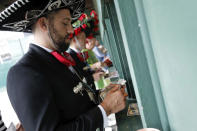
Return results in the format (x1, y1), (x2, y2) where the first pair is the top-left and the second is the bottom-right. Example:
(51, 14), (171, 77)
(0, 0), (85, 32)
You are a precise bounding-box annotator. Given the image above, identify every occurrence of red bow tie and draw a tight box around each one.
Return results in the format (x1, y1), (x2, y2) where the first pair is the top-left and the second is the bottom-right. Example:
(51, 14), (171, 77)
(51, 51), (76, 67)
(77, 51), (89, 62)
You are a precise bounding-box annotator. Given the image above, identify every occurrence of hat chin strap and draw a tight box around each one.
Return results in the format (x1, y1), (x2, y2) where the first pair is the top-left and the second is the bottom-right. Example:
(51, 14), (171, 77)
(74, 36), (83, 52)
(47, 28), (60, 52)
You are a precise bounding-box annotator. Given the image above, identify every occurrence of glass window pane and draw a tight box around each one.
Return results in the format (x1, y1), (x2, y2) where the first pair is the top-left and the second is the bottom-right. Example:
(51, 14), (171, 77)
(0, 31), (33, 126)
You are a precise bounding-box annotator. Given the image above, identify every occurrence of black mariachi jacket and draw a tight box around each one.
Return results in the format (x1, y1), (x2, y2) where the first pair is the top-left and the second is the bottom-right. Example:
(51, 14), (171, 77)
(67, 48), (96, 90)
(7, 44), (103, 131)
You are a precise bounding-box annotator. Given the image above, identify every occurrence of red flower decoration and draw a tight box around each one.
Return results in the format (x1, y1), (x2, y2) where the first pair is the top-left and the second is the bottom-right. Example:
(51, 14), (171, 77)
(74, 29), (79, 36)
(90, 10), (98, 18)
(94, 15), (98, 20)
(78, 27), (82, 32)
(93, 27), (99, 32)
(74, 27), (82, 36)
(79, 13), (86, 21)
(94, 19), (99, 25)
(82, 24), (87, 29)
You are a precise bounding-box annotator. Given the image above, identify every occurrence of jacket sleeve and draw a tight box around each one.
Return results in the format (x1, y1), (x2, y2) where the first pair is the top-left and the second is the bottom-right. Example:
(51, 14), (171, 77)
(7, 65), (103, 131)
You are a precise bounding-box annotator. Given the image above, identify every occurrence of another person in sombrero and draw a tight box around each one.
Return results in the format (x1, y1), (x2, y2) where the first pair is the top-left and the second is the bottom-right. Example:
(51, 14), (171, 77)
(67, 11), (105, 88)
(70, 10), (103, 70)
(0, 0), (127, 131)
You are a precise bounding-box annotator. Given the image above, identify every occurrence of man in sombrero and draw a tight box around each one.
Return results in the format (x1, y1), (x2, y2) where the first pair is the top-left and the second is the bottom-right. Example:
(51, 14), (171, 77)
(67, 10), (105, 88)
(0, 0), (127, 130)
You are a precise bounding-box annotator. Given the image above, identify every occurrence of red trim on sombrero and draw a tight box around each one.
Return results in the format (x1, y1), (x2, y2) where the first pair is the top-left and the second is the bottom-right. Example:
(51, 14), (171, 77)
(79, 13), (86, 21)
(90, 10), (98, 19)
(74, 28), (81, 36)
(82, 24), (87, 29)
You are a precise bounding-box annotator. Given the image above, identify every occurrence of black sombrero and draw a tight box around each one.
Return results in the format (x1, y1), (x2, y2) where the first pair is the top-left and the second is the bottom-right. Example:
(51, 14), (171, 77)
(0, 0), (85, 32)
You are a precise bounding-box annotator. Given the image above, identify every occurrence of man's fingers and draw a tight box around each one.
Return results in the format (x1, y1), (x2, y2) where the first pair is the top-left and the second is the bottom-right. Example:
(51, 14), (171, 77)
(16, 123), (20, 129)
(98, 72), (105, 77)
(106, 84), (118, 89)
(121, 85), (126, 89)
(124, 93), (128, 97)
(95, 72), (105, 77)
(120, 86), (127, 94)
(109, 85), (120, 92)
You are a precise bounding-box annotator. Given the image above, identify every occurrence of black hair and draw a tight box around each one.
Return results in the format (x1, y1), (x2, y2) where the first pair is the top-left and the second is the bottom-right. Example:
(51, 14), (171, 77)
(31, 8), (71, 33)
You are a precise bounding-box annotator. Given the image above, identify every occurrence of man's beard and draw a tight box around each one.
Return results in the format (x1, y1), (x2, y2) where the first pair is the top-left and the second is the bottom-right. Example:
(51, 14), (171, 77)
(48, 23), (70, 53)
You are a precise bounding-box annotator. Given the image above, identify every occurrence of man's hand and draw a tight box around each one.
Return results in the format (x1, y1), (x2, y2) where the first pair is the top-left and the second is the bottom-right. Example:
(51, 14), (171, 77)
(90, 62), (102, 70)
(100, 84), (128, 116)
(93, 71), (105, 81)
(16, 123), (25, 131)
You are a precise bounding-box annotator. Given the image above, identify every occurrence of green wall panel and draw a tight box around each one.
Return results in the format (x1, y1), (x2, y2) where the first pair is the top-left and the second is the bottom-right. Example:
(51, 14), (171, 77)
(104, 18), (124, 78)
(142, 0), (197, 130)
(113, 0), (163, 129)
(103, 30), (114, 64)
(104, 2), (136, 98)
(134, 0), (170, 130)
(97, 0), (170, 130)
(95, 0), (105, 39)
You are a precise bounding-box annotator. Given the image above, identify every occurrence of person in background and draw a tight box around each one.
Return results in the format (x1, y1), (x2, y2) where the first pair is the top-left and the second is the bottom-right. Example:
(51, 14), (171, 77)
(2, 0), (127, 131)
(84, 37), (104, 69)
(92, 40), (113, 69)
(68, 10), (105, 73)
(68, 31), (104, 83)
(72, 10), (104, 70)
(92, 40), (107, 62)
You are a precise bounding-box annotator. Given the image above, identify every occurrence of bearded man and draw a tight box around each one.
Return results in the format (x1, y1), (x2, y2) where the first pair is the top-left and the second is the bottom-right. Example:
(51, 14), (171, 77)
(0, 0), (127, 131)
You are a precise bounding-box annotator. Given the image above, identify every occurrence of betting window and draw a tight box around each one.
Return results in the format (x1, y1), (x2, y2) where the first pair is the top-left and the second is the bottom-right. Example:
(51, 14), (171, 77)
(0, 31), (33, 126)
